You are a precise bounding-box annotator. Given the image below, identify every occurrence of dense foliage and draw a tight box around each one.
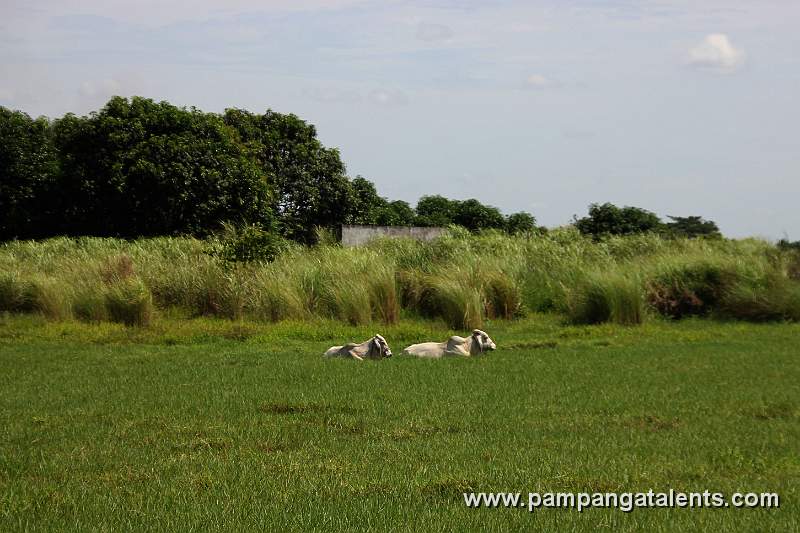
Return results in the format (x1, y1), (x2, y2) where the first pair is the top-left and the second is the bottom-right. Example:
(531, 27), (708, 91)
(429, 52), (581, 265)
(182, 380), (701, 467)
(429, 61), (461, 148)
(0, 108), (59, 240)
(574, 203), (721, 240)
(1, 97), (536, 242)
(52, 97), (275, 238)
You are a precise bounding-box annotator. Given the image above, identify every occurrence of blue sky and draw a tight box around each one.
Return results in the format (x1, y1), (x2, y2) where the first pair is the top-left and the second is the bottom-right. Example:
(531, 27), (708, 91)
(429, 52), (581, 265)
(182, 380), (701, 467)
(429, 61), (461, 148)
(1, 0), (798, 238)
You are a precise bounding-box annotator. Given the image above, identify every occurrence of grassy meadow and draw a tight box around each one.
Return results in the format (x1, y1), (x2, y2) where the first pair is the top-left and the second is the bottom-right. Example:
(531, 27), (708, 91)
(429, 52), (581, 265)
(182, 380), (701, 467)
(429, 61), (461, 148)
(1, 231), (799, 530)
(0, 314), (798, 531)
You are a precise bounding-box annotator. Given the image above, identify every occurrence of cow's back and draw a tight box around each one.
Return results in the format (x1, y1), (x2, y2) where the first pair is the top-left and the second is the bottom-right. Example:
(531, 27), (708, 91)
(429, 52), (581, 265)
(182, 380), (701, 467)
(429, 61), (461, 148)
(323, 345), (344, 357)
(445, 336), (471, 356)
(402, 342), (447, 358)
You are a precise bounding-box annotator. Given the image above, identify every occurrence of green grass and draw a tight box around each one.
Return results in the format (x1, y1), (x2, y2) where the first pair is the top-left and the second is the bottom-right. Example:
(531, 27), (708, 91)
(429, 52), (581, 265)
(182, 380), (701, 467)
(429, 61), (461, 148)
(1, 314), (797, 531)
(3, 231), (800, 328)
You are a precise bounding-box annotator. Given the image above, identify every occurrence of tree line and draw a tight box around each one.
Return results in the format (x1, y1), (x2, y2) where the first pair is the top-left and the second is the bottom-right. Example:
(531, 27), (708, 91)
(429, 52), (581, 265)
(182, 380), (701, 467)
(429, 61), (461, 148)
(1, 96), (721, 243)
(0, 97), (535, 243)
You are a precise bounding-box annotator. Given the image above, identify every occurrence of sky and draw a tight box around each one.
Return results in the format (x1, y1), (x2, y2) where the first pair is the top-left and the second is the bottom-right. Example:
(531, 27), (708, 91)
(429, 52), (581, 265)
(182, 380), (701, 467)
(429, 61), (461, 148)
(1, 0), (798, 238)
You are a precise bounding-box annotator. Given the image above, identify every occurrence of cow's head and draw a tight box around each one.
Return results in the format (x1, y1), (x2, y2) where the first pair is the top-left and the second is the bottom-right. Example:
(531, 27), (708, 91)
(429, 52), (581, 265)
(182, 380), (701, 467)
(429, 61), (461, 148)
(372, 334), (393, 358)
(472, 329), (497, 352)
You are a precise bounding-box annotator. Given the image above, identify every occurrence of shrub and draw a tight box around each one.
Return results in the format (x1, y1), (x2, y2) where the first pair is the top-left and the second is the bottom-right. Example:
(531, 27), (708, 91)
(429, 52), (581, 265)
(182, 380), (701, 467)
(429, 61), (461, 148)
(646, 260), (735, 318)
(105, 278), (154, 326)
(718, 277), (800, 322)
(324, 274), (373, 325)
(425, 272), (484, 330)
(208, 224), (290, 264)
(247, 269), (309, 322)
(482, 271), (521, 319)
(369, 266), (400, 325)
(25, 277), (73, 320)
(567, 273), (644, 325)
(73, 287), (108, 322)
(99, 254), (136, 284)
(0, 272), (29, 312)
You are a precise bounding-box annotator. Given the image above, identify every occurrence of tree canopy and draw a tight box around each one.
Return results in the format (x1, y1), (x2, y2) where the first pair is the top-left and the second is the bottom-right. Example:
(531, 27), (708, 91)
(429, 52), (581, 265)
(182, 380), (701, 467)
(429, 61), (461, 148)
(574, 203), (721, 240)
(664, 215), (721, 239)
(1, 96), (607, 243)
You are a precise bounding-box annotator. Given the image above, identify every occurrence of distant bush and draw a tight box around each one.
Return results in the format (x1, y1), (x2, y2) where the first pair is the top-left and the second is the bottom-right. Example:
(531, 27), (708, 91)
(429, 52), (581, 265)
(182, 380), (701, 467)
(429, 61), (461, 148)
(105, 278), (154, 326)
(719, 276), (800, 322)
(0, 272), (29, 312)
(72, 287), (108, 322)
(208, 224), (291, 264)
(664, 216), (721, 239)
(25, 277), (73, 320)
(425, 273), (484, 330)
(483, 271), (522, 320)
(646, 260), (735, 318)
(505, 212), (537, 235)
(777, 239), (800, 251)
(566, 273), (644, 325)
(575, 203), (663, 238)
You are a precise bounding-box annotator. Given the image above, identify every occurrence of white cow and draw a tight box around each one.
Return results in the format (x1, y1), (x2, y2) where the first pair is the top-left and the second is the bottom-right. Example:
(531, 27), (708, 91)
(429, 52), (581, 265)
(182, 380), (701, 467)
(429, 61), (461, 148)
(402, 329), (497, 359)
(323, 334), (393, 361)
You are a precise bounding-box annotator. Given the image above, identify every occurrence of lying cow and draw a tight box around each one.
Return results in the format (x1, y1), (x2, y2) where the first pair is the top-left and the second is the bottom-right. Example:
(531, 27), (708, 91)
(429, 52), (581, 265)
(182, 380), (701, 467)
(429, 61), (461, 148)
(402, 329), (497, 358)
(323, 334), (393, 361)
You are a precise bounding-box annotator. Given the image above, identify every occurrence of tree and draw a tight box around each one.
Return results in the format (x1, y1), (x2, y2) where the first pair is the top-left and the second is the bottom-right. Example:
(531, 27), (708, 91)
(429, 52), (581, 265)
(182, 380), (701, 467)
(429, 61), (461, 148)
(348, 175), (387, 225)
(375, 200), (415, 226)
(223, 108), (354, 243)
(452, 199), (506, 232)
(0, 108), (59, 240)
(664, 216), (721, 239)
(415, 195), (458, 227)
(51, 97), (274, 237)
(574, 203), (663, 238)
(505, 212), (537, 235)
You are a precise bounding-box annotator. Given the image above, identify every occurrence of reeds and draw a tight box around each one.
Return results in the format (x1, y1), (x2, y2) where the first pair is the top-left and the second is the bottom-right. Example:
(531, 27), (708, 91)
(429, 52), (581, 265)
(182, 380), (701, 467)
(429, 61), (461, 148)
(1, 230), (799, 326)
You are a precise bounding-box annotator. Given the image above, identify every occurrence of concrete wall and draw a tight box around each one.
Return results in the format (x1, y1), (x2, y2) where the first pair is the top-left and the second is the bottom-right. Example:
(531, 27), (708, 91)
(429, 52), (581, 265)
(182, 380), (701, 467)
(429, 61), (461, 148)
(341, 225), (446, 247)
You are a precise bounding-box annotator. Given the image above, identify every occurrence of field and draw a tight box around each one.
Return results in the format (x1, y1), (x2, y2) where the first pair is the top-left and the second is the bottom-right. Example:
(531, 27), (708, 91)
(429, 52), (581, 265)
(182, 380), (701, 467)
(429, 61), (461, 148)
(1, 313), (798, 531)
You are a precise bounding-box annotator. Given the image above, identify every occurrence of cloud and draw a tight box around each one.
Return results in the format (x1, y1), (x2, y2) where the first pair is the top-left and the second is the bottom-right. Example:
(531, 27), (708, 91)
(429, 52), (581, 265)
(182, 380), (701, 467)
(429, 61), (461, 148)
(524, 74), (557, 89)
(369, 88), (408, 107)
(688, 33), (745, 72)
(416, 23), (453, 43)
(0, 88), (14, 101)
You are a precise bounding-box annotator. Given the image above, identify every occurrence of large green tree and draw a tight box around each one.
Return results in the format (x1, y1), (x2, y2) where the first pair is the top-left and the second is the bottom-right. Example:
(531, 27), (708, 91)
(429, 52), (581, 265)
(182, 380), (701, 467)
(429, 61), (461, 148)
(452, 199), (505, 232)
(223, 109), (354, 243)
(574, 202), (663, 238)
(52, 97), (274, 237)
(415, 195), (458, 227)
(505, 212), (537, 235)
(375, 200), (416, 226)
(0, 108), (59, 240)
(348, 176), (387, 225)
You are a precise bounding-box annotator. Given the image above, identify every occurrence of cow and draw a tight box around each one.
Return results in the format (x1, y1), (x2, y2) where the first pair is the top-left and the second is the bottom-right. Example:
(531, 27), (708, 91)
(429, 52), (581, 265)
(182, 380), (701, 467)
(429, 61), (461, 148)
(323, 334), (393, 361)
(401, 329), (497, 359)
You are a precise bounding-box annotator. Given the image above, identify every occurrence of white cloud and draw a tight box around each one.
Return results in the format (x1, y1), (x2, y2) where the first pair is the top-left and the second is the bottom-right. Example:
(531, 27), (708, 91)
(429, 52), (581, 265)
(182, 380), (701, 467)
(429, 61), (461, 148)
(416, 23), (453, 43)
(524, 74), (556, 89)
(688, 33), (745, 72)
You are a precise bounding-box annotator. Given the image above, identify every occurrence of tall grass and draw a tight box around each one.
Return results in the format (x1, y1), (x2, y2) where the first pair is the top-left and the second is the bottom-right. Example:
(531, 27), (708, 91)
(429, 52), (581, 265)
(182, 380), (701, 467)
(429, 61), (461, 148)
(1, 230), (799, 327)
(566, 272), (644, 325)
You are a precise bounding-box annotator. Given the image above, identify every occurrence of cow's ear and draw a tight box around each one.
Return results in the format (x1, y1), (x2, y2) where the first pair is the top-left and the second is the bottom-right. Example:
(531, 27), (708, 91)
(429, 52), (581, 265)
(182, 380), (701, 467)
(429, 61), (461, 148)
(472, 329), (481, 336)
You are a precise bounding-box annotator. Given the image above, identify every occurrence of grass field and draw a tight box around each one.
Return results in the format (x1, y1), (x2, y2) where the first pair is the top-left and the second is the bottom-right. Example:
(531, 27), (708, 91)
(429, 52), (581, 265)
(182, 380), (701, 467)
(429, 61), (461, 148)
(1, 313), (797, 531)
